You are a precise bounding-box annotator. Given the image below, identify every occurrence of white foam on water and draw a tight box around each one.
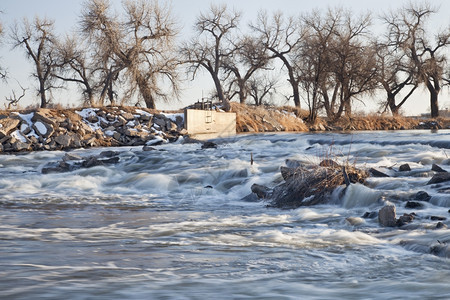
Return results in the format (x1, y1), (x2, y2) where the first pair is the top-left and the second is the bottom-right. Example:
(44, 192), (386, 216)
(430, 195), (450, 207)
(122, 172), (174, 192)
(293, 208), (341, 221)
(341, 183), (382, 208)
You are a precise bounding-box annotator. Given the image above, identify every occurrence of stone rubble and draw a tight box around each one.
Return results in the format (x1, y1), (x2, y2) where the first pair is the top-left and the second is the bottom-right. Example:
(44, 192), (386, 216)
(0, 107), (185, 152)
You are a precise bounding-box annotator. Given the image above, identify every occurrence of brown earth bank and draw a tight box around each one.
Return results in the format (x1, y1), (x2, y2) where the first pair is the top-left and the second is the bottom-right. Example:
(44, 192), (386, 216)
(0, 103), (449, 153)
(230, 103), (450, 132)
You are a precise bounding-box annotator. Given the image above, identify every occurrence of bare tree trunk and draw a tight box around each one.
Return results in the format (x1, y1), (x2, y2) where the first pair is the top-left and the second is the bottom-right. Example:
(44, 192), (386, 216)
(238, 79), (247, 104)
(387, 93), (400, 116)
(39, 80), (47, 108)
(429, 88), (439, 118)
(344, 99), (351, 118)
(292, 82), (301, 108)
(136, 74), (156, 109)
(212, 74), (225, 103)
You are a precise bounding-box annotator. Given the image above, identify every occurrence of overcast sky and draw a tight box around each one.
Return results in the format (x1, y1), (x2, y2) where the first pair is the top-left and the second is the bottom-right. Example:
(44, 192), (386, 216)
(1, 0), (449, 114)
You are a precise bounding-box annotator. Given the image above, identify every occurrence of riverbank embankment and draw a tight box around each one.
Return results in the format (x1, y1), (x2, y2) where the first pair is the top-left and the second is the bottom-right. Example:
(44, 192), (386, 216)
(0, 103), (449, 153)
(0, 106), (184, 152)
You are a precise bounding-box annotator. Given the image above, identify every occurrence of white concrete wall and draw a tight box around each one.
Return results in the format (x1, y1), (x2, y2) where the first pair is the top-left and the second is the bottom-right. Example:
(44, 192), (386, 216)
(184, 109), (236, 140)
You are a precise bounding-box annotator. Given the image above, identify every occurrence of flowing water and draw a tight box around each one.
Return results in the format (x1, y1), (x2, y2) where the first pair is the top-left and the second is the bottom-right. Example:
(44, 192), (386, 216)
(0, 131), (449, 299)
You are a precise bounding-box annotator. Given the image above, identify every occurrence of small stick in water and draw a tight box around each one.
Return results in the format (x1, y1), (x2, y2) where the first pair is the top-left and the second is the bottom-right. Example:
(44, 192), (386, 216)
(251, 152), (254, 165)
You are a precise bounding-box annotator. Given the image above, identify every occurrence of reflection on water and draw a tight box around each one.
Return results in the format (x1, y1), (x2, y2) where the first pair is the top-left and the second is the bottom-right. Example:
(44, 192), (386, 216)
(0, 131), (449, 299)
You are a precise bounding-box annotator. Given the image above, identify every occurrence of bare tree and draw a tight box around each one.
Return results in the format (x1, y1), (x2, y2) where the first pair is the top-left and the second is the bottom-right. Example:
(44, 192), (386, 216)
(81, 0), (180, 109)
(384, 2), (450, 117)
(11, 17), (59, 108)
(251, 11), (305, 108)
(180, 4), (240, 110)
(444, 66), (450, 86)
(248, 73), (278, 106)
(319, 8), (377, 120)
(296, 9), (338, 122)
(222, 34), (270, 104)
(0, 17), (6, 80)
(374, 41), (418, 115)
(5, 81), (27, 109)
(54, 35), (97, 106)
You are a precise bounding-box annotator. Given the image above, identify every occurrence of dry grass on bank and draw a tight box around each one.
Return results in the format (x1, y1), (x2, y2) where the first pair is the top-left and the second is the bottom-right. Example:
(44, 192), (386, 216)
(230, 103), (450, 132)
(330, 114), (419, 130)
(230, 102), (309, 132)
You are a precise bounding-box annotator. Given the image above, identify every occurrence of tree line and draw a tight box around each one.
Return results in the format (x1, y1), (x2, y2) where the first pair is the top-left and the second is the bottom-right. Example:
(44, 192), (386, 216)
(1, 0), (449, 120)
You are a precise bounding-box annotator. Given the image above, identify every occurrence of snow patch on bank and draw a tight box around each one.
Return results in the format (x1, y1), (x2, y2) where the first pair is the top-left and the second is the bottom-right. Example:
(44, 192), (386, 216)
(162, 113), (184, 123)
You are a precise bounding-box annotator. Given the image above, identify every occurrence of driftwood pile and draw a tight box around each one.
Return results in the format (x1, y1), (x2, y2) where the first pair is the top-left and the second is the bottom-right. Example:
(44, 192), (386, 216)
(250, 159), (369, 209)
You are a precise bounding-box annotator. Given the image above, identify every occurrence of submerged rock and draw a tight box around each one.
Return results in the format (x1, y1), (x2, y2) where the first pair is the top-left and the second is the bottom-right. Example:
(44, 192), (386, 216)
(42, 152), (121, 174)
(431, 164), (447, 173)
(405, 201), (424, 209)
(435, 222), (448, 230)
(251, 184), (271, 199)
(430, 216), (447, 221)
(369, 168), (390, 178)
(415, 191), (431, 202)
(345, 217), (365, 226)
(201, 141), (217, 149)
(362, 211), (378, 219)
(397, 213), (415, 227)
(142, 145), (156, 151)
(399, 164), (411, 172)
(427, 173), (450, 185)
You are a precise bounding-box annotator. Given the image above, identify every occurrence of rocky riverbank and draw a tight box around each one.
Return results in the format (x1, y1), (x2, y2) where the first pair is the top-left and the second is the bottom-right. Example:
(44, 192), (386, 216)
(0, 104), (449, 153)
(0, 106), (185, 152)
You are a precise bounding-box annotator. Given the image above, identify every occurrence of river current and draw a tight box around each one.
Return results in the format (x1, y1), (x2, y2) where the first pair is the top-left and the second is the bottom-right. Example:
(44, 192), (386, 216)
(0, 131), (449, 299)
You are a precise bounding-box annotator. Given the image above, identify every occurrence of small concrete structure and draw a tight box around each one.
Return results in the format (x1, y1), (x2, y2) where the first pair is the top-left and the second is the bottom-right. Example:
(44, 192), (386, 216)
(184, 109), (236, 140)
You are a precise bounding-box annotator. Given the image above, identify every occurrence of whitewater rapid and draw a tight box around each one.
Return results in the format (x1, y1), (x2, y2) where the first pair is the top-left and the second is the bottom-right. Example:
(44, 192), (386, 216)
(0, 130), (449, 299)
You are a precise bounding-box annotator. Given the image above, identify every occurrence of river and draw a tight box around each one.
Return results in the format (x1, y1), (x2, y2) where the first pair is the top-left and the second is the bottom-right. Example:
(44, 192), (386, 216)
(0, 130), (449, 299)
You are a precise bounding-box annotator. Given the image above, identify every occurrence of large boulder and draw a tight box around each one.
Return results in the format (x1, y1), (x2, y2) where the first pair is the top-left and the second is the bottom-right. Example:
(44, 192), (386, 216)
(153, 115), (167, 129)
(32, 108), (65, 126)
(11, 140), (31, 151)
(378, 205), (397, 227)
(0, 118), (20, 138)
(32, 121), (54, 138)
(54, 134), (72, 148)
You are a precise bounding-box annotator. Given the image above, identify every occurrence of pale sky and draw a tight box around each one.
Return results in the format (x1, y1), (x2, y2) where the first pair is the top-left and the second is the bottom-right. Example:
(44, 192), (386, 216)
(1, 0), (449, 115)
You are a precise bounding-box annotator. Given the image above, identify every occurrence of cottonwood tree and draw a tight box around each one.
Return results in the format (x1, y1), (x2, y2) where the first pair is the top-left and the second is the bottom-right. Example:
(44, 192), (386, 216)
(222, 34), (270, 104)
(5, 81), (27, 109)
(54, 35), (97, 106)
(11, 17), (59, 108)
(320, 8), (377, 120)
(180, 4), (240, 110)
(384, 2), (450, 117)
(444, 66), (450, 86)
(0, 17), (6, 79)
(374, 41), (418, 115)
(248, 73), (278, 106)
(251, 11), (305, 108)
(81, 0), (180, 109)
(297, 9), (337, 122)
